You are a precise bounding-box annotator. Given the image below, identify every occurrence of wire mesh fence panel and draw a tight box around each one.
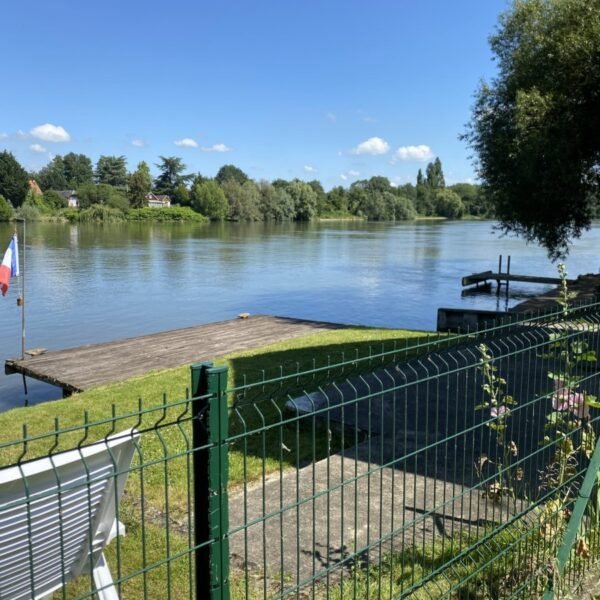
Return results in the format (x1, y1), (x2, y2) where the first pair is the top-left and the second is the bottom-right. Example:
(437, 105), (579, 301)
(225, 302), (600, 599)
(0, 300), (599, 599)
(0, 393), (213, 600)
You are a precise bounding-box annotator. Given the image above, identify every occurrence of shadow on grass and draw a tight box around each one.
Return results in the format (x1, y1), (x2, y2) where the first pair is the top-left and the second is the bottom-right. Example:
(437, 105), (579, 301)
(223, 334), (446, 484)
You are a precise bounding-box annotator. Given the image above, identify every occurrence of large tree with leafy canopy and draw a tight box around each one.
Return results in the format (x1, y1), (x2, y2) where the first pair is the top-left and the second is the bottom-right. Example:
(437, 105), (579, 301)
(464, 0), (600, 259)
(154, 156), (193, 197)
(96, 155), (128, 187)
(0, 151), (29, 207)
(215, 164), (249, 186)
(128, 161), (153, 208)
(62, 153), (94, 187)
(36, 156), (68, 191)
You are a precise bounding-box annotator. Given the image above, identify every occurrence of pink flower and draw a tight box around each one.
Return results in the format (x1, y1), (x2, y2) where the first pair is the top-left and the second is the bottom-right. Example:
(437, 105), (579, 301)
(491, 405), (507, 418)
(551, 379), (590, 419)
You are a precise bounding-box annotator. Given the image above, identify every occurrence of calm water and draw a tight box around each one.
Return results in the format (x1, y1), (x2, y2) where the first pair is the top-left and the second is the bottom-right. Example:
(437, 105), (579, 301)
(1, 220), (599, 410)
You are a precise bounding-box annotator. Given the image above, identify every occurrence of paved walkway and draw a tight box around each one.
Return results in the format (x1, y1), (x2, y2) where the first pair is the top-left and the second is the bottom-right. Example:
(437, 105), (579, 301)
(228, 436), (518, 594)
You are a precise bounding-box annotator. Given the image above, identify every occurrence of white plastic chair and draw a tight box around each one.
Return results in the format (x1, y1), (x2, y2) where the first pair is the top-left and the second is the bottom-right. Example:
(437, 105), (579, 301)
(0, 428), (139, 600)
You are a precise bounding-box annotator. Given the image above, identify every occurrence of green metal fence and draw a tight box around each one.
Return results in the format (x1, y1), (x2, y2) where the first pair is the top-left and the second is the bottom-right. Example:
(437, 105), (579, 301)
(1, 301), (599, 599)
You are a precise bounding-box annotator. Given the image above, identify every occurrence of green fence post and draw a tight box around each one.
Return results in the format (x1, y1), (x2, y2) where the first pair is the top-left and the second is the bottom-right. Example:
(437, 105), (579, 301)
(543, 435), (600, 600)
(191, 362), (231, 600)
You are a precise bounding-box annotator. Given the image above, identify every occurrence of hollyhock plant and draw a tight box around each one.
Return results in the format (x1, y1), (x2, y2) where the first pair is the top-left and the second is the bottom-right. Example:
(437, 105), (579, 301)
(551, 378), (590, 419)
(490, 405), (508, 419)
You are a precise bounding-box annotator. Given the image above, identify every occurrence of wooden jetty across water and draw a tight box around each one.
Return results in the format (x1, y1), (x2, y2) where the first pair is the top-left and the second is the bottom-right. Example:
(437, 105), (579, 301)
(462, 255), (576, 294)
(4, 315), (345, 395)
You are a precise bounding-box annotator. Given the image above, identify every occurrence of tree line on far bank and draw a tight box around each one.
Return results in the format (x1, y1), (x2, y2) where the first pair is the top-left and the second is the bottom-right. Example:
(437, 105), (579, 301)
(0, 150), (492, 224)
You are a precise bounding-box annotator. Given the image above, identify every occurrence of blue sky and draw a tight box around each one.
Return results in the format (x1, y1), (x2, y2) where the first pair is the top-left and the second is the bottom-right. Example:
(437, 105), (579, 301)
(0, 0), (509, 189)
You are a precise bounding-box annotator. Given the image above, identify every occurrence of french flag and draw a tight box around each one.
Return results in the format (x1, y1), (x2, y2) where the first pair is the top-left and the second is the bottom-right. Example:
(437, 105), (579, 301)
(0, 234), (19, 297)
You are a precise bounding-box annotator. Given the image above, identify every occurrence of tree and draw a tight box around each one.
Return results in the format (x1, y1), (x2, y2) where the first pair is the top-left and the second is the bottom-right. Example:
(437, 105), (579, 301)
(191, 180), (228, 220)
(327, 186), (348, 213)
(307, 180), (328, 215)
(172, 184), (190, 206)
(0, 194), (14, 221)
(284, 180), (318, 221)
(43, 190), (67, 210)
(396, 183), (417, 203)
(0, 151), (29, 207)
(365, 176), (393, 194)
(36, 156), (68, 191)
(464, 0), (600, 258)
(63, 153), (94, 187)
(221, 179), (262, 221)
(215, 164), (249, 186)
(22, 190), (52, 215)
(434, 189), (465, 219)
(415, 167), (435, 215)
(258, 181), (295, 221)
(391, 195), (418, 220)
(77, 184), (128, 209)
(449, 183), (491, 217)
(128, 161), (153, 208)
(154, 156), (193, 197)
(425, 158), (445, 189)
(415, 185), (434, 216)
(95, 155), (128, 187)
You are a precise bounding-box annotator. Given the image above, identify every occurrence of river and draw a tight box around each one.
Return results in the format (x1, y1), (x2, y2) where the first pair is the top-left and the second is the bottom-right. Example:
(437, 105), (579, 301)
(0, 220), (598, 410)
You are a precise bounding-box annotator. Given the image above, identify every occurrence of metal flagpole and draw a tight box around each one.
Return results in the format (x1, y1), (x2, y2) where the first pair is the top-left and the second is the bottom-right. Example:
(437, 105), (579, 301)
(20, 218), (25, 360)
(15, 218), (28, 404)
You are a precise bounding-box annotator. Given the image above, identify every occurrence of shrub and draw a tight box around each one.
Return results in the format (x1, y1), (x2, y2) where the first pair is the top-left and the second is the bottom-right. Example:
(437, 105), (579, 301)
(126, 207), (206, 222)
(78, 205), (126, 223)
(0, 194), (14, 221)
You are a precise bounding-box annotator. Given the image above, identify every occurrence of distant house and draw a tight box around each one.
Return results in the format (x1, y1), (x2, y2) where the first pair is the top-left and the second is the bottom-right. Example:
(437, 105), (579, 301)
(59, 190), (79, 208)
(28, 180), (43, 196)
(145, 193), (171, 208)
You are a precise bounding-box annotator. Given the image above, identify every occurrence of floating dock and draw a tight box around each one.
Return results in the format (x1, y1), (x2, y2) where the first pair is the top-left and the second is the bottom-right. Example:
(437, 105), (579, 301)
(5, 315), (345, 394)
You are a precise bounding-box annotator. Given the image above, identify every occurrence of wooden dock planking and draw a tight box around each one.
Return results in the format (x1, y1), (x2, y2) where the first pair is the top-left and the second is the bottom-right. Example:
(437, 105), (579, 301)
(4, 315), (346, 393)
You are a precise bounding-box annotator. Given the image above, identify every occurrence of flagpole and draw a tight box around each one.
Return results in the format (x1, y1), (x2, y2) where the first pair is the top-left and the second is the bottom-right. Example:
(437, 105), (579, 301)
(15, 217), (28, 405)
(20, 218), (25, 361)
(14, 218), (26, 360)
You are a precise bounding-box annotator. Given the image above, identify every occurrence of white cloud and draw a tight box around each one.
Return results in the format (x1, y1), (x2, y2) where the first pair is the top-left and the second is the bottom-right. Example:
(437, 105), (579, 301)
(0, 132), (7, 139)
(390, 181), (398, 188)
(201, 143), (231, 153)
(304, 165), (316, 173)
(363, 116), (377, 123)
(131, 138), (146, 147)
(351, 136), (390, 155)
(393, 144), (434, 162)
(30, 143), (47, 153)
(30, 123), (71, 142)
(348, 169), (360, 177)
(326, 112), (337, 122)
(174, 137), (198, 148)
(340, 174), (348, 181)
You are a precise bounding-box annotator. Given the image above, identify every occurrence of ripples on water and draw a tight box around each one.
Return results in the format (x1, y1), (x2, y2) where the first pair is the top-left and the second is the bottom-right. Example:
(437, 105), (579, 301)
(0, 220), (598, 409)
